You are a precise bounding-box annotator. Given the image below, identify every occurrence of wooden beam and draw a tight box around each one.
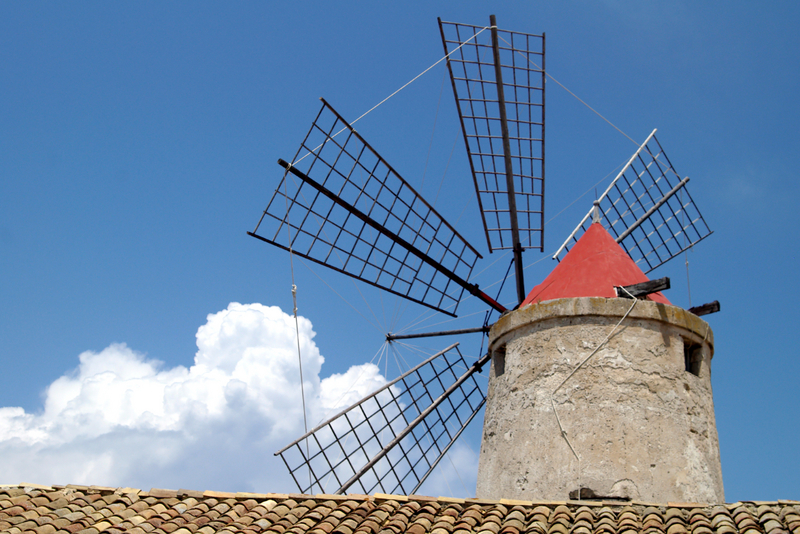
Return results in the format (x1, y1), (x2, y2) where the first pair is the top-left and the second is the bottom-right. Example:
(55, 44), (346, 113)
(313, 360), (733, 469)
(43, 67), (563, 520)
(688, 300), (721, 317)
(615, 277), (670, 299)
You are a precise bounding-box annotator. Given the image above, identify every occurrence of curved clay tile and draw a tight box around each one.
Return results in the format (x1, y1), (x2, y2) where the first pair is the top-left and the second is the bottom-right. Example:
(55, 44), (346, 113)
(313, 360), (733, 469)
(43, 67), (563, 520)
(2, 487), (800, 534)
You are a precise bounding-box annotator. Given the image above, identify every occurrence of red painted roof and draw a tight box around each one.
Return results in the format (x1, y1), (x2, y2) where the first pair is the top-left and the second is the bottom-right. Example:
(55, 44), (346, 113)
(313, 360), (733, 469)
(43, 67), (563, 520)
(521, 223), (671, 306)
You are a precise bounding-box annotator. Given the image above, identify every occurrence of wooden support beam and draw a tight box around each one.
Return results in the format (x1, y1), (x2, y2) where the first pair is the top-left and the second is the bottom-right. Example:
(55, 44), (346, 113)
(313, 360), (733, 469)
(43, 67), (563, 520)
(688, 300), (721, 317)
(615, 277), (670, 299)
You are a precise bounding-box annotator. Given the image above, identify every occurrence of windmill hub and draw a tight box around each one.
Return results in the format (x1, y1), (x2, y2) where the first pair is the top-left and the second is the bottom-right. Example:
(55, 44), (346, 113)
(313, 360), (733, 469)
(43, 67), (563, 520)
(477, 297), (723, 503)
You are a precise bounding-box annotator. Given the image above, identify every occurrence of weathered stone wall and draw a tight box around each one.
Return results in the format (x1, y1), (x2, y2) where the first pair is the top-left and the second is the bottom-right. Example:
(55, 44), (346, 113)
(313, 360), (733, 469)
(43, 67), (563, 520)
(476, 297), (724, 503)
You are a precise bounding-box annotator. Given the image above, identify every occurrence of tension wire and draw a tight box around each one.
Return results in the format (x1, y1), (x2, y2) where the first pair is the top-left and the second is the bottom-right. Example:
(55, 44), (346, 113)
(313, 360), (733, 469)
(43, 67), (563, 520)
(283, 176), (312, 490)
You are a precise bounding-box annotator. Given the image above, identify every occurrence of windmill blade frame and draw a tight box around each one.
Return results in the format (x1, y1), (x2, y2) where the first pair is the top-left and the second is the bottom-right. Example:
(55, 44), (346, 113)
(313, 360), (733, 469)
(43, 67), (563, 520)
(249, 99), (506, 316)
(439, 17), (546, 256)
(553, 129), (713, 273)
(275, 343), (490, 496)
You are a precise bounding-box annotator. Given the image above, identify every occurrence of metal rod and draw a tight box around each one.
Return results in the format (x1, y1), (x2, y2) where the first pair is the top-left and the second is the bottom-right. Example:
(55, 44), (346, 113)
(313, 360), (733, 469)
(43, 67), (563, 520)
(490, 14), (526, 304)
(386, 326), (490, 342)
(275, 159), (507, 314)
(540, 31), (546, 253)
(335, 353), (491, 494)
(615, 176), (690, 244)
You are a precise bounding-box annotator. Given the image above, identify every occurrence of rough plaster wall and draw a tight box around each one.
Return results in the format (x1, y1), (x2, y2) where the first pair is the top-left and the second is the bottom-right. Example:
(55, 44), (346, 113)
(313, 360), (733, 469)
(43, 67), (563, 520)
(476, 298), (724, 503)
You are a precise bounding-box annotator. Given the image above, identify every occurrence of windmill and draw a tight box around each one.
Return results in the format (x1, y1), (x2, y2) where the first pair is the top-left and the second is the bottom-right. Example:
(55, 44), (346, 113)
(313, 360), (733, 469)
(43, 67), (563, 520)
(248, 15), (716, 497)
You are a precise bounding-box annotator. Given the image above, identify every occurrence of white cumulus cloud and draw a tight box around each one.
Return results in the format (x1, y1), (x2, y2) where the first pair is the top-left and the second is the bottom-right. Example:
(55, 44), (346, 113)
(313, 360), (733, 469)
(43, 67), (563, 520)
(0, 302), (388, 493)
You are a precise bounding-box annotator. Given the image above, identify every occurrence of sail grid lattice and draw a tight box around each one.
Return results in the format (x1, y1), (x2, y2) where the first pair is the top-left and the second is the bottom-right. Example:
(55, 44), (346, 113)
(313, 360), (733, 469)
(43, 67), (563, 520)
(250, 100), (482, 317)
(554, 130), (713, 273)
(439, 19), (545, 252)
(275, 344), (488, 496)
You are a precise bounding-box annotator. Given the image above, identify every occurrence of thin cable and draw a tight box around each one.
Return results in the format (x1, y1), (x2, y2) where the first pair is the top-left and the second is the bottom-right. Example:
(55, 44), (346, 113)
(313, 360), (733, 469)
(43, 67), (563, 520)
(523, 251), (556, 272)
(387, 299), (448, 337)
(685, 251), (693, 307)
(545, 163), (625, 226)
(350, 27), (490, 127)
(420, 70), (448, 191)
(390, 307), (487, 338)
(317, 342), (389, 425)
(390, 293), (410, 336)
(446, 450), (470, 497)
(682, 188), (693, 307)
(390, 342), (408, 377)
(291, 26), (491, 168)
(384, 340), (389, 385)
(552, 292), (637, 394)
(545, 70), (638, 146)
(298, 258), (383, 334)
(433, 134), (460, 209)
(282, 178), (312, 491)
(452, 180), (476, 228)
(550, 286), (638, 496)
(434, 449), (456, 497)
(498, 34), (638, 146)
(350, 274), (384, 333)
(494, 258), (514, 304)
(390, 341), (414, 375)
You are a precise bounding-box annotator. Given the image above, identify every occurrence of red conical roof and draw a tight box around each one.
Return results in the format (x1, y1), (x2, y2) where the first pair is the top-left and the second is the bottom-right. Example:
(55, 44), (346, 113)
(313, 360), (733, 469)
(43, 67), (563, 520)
(521, 223), (670, 307)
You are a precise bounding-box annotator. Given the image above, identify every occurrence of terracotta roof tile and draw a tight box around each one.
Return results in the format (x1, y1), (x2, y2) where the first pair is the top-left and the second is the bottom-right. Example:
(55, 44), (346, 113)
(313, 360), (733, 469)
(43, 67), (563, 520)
(666, 524), (688, 534)
(2, 487), (800, 534)
(761, 512), (783, 524)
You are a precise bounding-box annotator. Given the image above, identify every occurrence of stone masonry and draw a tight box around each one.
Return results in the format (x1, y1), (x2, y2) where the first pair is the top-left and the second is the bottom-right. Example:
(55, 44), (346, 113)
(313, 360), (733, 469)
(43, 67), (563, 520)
(476, 297), (724, 503)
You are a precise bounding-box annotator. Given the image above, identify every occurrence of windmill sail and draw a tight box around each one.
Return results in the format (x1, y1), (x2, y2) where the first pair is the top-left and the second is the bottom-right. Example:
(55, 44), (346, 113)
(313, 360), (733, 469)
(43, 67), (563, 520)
(249, 99), (506, 317)
(275, 343), (489, 496)
(554, 129), (713, 273)
(439, 18), (546, 254)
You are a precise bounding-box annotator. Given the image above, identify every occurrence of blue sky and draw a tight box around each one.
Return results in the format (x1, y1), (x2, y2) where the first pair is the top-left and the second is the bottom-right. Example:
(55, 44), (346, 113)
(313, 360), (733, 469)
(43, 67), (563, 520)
(1, 2), (798, 501)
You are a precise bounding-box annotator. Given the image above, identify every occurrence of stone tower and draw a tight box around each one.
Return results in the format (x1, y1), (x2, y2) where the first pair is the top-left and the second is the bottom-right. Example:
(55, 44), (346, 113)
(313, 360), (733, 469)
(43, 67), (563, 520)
(476, 223), (724, 503)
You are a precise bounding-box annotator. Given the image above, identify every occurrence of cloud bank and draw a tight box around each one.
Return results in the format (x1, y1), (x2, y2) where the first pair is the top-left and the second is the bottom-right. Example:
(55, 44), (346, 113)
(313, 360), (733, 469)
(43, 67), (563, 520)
(0, 302), (389, 493)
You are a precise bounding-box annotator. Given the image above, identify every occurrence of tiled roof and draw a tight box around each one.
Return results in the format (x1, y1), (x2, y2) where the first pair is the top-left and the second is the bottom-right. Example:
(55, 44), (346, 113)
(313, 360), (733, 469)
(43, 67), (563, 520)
(522, 223), (670, 307)
(1, 485), (798, 534)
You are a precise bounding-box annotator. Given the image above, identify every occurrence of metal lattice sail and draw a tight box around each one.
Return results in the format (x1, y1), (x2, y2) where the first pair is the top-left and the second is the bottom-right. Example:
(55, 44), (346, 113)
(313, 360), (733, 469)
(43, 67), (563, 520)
(275, 344), (488, 495)
(439, 17), (545, 254)
(249, 99), (504, 317)
(439, 15), (545, 302)
(553, 129), (713, 273)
